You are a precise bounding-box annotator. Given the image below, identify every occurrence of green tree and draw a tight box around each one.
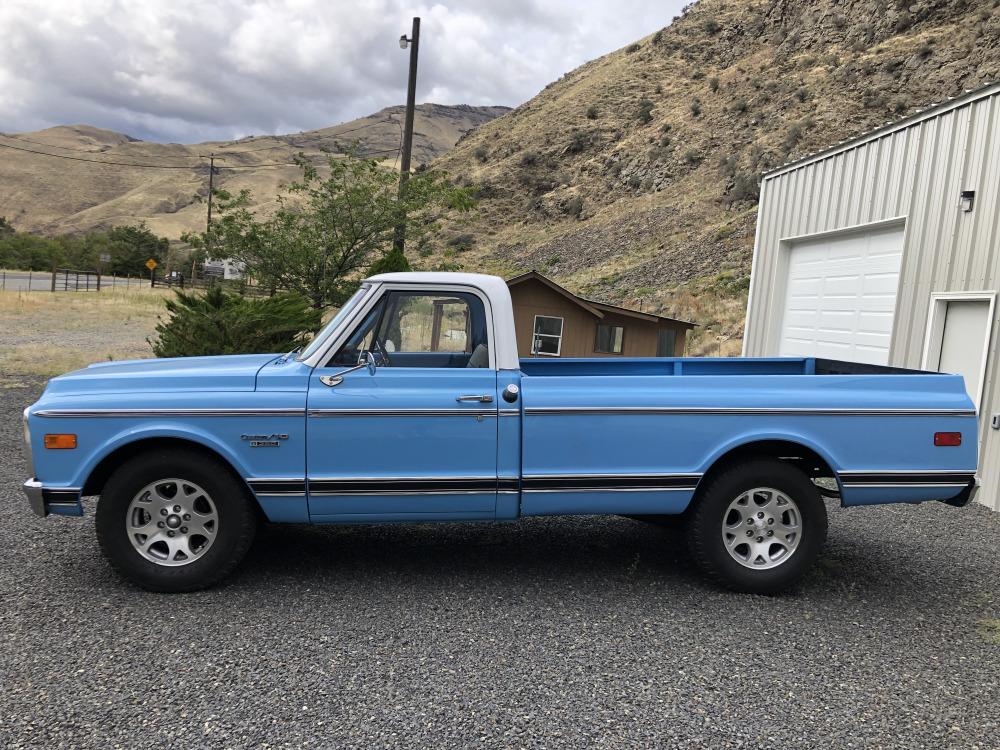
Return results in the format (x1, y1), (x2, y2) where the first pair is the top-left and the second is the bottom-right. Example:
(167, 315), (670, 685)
(149, 286), (323, 357)
(107, 223), (168, 275)
(185, 153), (474, 309)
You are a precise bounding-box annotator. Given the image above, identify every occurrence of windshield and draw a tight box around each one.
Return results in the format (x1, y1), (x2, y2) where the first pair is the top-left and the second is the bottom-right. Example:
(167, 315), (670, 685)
(298, 284), (371, 361)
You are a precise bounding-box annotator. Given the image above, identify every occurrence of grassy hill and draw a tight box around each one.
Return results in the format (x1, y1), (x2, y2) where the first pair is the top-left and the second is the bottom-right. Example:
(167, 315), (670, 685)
(426, 0), (1000, 354)
(0, 104), (509, 239)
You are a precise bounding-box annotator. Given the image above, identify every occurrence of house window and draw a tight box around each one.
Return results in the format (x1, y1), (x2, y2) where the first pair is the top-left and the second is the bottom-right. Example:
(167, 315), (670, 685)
(594, 324), (624, 354)
(657, 329), (676, 357)
(532, 315), (564, 356)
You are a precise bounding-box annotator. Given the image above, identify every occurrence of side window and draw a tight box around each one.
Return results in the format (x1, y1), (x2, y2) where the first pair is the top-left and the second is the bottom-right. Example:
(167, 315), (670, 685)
(332, 291), (489, 368)
(531, 315), (563, 356)
(595, 324), (624, 354)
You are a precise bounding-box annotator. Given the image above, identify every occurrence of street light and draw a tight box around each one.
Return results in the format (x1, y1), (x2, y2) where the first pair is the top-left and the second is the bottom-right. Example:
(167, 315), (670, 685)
(393, 17), (420, 256)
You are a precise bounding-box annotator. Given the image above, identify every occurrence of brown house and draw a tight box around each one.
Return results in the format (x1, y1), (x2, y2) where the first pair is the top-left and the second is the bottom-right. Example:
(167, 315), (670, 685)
(507, 271), (694, 358)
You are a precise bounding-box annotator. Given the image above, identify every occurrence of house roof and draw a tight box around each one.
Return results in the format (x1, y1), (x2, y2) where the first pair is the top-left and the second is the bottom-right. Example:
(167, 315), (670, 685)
(506, 271), (696, 328)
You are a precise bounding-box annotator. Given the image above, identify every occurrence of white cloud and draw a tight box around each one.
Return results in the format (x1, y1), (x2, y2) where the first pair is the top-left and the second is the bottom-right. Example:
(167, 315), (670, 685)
(0, 0), (685, 143)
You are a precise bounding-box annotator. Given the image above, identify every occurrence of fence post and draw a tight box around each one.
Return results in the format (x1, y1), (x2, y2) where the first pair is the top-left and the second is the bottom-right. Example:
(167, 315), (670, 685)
(28, 270), (32, 293)
(96, 271), (102, 292)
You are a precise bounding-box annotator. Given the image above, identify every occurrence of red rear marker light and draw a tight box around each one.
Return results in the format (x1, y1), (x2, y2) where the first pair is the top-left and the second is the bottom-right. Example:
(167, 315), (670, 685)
(934, 432), (962, 447)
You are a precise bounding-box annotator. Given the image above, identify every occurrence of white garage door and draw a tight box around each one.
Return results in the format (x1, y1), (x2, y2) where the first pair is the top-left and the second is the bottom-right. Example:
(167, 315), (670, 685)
(777, 224), (904, 365)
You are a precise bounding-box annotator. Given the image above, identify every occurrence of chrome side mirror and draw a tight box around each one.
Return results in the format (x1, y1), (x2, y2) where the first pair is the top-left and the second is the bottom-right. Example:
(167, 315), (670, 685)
(319, 350), (377, 387)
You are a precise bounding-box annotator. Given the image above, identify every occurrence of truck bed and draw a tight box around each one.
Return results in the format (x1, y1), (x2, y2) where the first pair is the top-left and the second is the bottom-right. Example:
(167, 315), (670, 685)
(518, 356), (931, 377)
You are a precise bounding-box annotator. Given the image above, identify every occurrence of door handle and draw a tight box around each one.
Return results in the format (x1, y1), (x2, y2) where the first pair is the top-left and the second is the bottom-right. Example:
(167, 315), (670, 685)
(456, 394), (494, 403)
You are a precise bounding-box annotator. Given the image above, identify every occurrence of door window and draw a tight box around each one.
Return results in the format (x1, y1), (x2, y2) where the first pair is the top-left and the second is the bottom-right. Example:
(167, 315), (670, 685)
(331, 290), (489, 368)
(531, 315), (563, 356)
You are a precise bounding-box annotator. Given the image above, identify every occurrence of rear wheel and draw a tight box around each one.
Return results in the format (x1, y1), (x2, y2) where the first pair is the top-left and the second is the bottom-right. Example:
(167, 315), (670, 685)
(96, 449), (257, 592)
(687, 459), (827, 594)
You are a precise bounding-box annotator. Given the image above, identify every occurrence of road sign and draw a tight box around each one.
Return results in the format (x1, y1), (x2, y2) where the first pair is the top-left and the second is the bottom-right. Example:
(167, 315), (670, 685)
(145, 258), (158, 270)
(99, 253), (111, 263)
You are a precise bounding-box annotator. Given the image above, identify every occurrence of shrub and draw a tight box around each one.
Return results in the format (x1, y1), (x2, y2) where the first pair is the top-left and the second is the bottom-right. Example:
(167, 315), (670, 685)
(730, 97), (748, 114)
(585, 104), (599, 119)
(726, 173), (761, 205)
(651, 30), (664, 44)
(682, 149), (702, 166)
(446, 233), (476, 252)
(894, 12), (912, 32)
(708, 77), (720, 92)
(566, 130), (589, 154)
(637, 98), (655, 124)
(473, 145), (489, 163)
(690, 98), (702, 117)
(917, 43), (932, 59)
(795, 86), (809, 102)
(626, 42), (641, 53)
(520, 150), (541, 167)
(150, 287), (322, 358)
(703, 19), (721, 34)
(565, 196), (584, 218)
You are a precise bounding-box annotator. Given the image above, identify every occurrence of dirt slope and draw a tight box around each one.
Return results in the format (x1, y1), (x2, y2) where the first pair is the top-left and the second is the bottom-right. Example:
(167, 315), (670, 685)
(0, 104), (509, 238)
(428, 0), (1000, 352)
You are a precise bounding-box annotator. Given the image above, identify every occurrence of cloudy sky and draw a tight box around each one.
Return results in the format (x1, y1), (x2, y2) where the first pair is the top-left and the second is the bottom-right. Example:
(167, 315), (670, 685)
(0, 0), (686, 144)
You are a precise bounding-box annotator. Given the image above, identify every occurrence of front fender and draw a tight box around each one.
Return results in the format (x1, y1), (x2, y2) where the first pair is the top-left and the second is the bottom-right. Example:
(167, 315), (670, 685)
(72, 422), (258, 490)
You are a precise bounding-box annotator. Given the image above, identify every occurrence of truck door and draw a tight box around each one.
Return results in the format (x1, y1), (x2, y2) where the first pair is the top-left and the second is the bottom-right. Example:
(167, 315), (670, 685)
(306, 287), (499, 521)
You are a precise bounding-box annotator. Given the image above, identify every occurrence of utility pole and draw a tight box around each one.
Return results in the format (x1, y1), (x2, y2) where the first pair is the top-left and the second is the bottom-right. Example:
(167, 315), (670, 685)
(206, 153), (218, 244)
(393, 17), (420, 256)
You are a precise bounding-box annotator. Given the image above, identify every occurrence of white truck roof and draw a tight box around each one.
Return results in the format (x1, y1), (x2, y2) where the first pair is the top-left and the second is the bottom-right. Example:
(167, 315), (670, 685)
(365, 272), (519, 370)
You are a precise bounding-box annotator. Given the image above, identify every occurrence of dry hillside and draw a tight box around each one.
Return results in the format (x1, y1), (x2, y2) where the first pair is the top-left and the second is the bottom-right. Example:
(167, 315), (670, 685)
(428, 0), (1000, 354)
(0, 104), (508, 238)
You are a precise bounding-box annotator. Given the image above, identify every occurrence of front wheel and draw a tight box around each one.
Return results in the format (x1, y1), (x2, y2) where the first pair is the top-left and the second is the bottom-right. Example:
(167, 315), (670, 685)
(96, 449), (257, 592)
(687, 459), (828, 594)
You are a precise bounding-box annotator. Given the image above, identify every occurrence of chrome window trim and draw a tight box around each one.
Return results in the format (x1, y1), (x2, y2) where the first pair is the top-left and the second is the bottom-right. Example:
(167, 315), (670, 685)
(306, 281), (499, 371)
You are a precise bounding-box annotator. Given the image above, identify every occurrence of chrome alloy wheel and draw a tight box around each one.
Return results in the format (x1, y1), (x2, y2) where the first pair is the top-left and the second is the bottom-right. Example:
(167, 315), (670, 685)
(721, 487), (802, 570)
(126, 479), (218, 567)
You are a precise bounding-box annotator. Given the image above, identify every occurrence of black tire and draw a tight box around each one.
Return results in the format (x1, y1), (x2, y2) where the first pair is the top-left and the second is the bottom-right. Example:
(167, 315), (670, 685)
(96, 449), (257, 592)
(687, 459), (827, 595)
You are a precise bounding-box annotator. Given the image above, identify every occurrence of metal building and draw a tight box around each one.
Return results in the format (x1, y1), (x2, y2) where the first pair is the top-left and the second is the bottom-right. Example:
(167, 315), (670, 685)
(743, 82), (1000, 511)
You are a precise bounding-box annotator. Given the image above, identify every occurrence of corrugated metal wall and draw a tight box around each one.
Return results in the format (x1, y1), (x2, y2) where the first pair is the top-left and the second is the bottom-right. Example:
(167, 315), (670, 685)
(744, 84), (1000, 510)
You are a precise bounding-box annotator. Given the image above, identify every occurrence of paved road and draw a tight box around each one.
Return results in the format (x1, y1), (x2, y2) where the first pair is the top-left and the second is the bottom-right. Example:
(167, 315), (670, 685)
(0, 271), (140, 292)
(2, 379), (999, 748)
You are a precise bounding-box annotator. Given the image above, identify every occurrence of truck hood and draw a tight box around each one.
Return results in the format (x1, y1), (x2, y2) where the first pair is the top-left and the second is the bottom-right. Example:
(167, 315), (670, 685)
(43, 354), (281, 395)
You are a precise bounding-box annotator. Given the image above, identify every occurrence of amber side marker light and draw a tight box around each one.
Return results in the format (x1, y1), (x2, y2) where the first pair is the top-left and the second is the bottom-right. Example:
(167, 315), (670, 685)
(934, 432), (962, 447)
(43, 434), (77, 449)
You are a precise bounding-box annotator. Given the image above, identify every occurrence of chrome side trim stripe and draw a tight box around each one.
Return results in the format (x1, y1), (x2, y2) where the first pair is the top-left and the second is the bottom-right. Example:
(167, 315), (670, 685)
(247, 479), (307, 495)
(308, 408), (497, 418)
(309, 477), (499, 495)
(524, 407), (977, 417)
(37, 408), (305, 418)
(522, 473), (702, 492)
(839, 471), (976, 487)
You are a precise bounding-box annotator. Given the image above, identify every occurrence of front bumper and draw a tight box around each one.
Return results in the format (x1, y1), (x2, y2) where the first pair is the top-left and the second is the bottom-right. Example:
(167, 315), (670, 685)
(21, 479), (83, 517)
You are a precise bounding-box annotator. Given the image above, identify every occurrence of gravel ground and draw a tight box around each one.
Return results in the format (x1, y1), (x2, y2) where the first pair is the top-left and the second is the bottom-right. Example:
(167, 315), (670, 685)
(2, 379), (999, 749)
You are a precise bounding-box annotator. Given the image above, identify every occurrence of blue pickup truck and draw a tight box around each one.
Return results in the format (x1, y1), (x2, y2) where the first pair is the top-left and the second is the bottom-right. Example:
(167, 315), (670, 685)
(21, 273), (980, 593)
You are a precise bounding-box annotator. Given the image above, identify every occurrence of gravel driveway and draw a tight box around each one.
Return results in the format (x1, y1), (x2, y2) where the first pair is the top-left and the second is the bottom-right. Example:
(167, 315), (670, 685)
(2, 379), (999, 749)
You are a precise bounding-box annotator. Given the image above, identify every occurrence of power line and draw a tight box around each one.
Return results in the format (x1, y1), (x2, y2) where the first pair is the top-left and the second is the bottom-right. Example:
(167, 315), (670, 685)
(0, 133), (205, 163)
(0, 140), (207, 169)
(0, 139), (400, 170)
